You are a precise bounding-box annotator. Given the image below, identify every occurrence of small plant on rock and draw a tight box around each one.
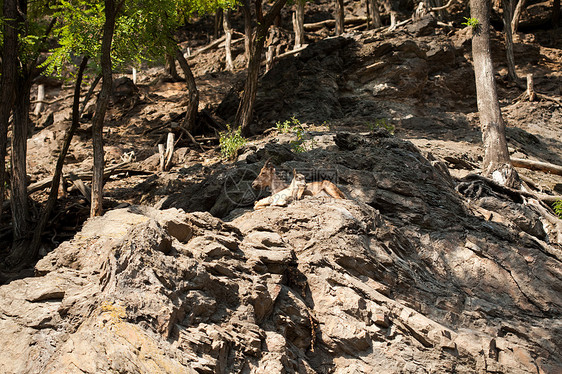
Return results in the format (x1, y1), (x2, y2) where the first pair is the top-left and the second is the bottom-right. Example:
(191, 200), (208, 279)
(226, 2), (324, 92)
(367, 118), (395, 135)
(220, 124), (247, 159)
(462, 17), (480, 29)
(275, 117), (316, 153)
(554, 200), (562, 219)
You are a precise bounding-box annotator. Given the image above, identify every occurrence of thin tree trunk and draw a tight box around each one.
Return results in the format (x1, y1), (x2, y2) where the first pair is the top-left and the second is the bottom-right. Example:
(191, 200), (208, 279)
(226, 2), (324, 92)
(214, 8), (223, 40)
(166, 53), (181, 81)
(502, 0), (518, 82)
(470, 0), (519, 188)
(236, 0), (289, 136)
(91, 0), (117, 217)
(367, 0), (382, 28)
(293, 0), (305, 49)
(335, 0), (345, 35)
(511, 0), (526, 33)
(176, 49), (200, 133)
(80, 73), (101, 116)
(11, 74), (32, 243)
(29, 56), (89, 261)
(243, 0), (253, 66)
(0, 0), (19, 222)
(223, 9), (234, 71)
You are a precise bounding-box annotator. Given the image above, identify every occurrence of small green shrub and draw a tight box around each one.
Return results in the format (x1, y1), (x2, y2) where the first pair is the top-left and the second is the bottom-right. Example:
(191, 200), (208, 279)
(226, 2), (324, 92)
(462, 17), (480, 29)
(219, 125), (247, 159)
(554, 200), (562, 219)
(367, 118), (394, 135)
(275, 117), (316, 153)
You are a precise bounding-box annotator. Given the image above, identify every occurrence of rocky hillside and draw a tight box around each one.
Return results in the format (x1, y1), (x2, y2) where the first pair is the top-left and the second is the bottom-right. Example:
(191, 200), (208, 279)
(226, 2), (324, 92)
(0, 1), (561, 372)
(1, 132), (561, 373)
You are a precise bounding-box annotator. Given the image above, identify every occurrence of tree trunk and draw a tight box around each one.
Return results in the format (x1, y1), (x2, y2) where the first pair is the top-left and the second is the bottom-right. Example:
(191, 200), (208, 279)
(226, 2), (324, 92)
(214, 8), (223, 40)
(511, 0), (526, 33)
(166, 53), (181, 81)
(335, 0), (345, 35)
(293, 0), (305, 49)
(554, 0), (560, 26)
(502, 0), (518, 82)
(223, 9), (234, 71)
(11, 74), (32, 243)
(243, 0), (253, 66)
(367, 0), (382, 28)
(0, 0), (19, 222)
(236, 0), (289, 136)
(29, 56), (89, 261)
(91, 0), (117, 217)
(470, 0), (520, 188)
(176, 49), (200, 133)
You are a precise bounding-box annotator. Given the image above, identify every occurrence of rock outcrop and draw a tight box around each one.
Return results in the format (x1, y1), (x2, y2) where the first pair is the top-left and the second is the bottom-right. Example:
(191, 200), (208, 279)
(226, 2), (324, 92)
(1, 134), (561, 373)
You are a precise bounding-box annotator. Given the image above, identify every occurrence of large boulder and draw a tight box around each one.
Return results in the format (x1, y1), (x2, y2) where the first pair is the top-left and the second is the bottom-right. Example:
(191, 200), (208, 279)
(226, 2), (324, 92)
(1, 134), (560, 373)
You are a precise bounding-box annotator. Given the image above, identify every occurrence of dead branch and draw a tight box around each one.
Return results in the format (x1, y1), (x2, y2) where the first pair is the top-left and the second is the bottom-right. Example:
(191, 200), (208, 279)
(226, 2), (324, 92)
(178, 127), (205, 152)
(304, 16), (367, 31)
(27, 161), (148, 195)
(31, 92), (75, 105)
(276, 44), (308, 59)
(68, 173), (91, 202)
(187, 35), (227, 59)
(430, 0), (456, 11)
(511, 158), (562, 176)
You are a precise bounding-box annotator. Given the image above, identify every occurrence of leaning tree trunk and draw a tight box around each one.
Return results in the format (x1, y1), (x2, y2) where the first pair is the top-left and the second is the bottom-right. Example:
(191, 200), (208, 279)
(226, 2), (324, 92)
(91, 0), (117, 217)
(502, 0), (519, 82)
(470, 0), (520, 188)
(223, 9), (234, 71)
(293, 0), (305, 49)
(367, 0), (382, 28)
(334, 0), (345, 35)
(176, 49), (200, 133)
(29, 56), (89, 261)
(236, 0), (289, 136)
(0, 0), (19, 222)
(511, 0), (526, 33)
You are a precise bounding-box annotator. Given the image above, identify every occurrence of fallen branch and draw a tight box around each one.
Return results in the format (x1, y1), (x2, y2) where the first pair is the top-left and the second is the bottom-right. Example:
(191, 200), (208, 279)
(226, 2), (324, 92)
(276, 44), (308, 59)
(187, 35), (226, 59)
(27, 161), (149, 195)
(304, 16), (367, 31)
(511, 158), (562, 176)
(68, 173), (91, 202)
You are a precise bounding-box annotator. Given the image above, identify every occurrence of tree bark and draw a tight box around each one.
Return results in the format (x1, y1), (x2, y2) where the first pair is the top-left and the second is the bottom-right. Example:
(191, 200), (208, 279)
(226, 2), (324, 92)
(470, 0), (519, 188)
(502, 0), (518, 82)
(553, 0), (560, 26)
(0, 0), (19, 222)
(236, 0), (289, 136)
(29, 56), (89, 261)
(367, 0), (382, 28)
(511, 0), (526, 33)
(166, 53), (181, 81)
(293, 0), (305, 49)
(91, 0), (117, 217)
(214, 8), (223, 40)
(335, 0), (345, 35)
(242, 0), (253, 66)
(176, 49), (200, 133)
(11, 73), (32, 243)
(223, 9), (234, 71)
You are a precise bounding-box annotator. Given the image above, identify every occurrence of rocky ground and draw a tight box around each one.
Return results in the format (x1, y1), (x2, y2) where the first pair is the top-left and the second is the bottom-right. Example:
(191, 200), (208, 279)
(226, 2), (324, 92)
(0, 1), (561, 373)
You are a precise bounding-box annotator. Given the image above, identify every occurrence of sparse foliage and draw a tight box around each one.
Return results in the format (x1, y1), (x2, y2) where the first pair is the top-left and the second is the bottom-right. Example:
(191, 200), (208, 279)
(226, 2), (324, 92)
(220, 124), (247, 159)
(554, 200), (562, 219)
